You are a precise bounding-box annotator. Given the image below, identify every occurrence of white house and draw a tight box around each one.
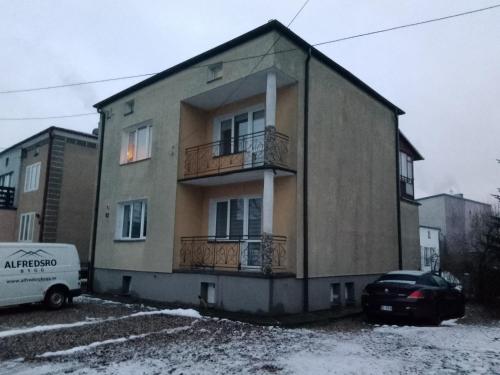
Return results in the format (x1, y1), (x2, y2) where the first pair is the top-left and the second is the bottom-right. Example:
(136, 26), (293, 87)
(419, 226), (440, 272)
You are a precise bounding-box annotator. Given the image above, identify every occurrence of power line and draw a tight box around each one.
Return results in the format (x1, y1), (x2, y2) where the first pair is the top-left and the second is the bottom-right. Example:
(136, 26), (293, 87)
(2, 3), (498, 96)
(0, 2), (498, 122)
(313, 3), (500, 46)
(0, 112), (97, 121)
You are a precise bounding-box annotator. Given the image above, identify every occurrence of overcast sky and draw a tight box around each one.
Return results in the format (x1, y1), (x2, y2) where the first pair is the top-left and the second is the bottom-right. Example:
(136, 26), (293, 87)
(1, 1), (499, 203)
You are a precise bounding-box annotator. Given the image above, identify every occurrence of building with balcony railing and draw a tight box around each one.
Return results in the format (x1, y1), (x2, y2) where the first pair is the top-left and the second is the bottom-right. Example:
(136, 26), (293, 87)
(91, 20), (422, 315)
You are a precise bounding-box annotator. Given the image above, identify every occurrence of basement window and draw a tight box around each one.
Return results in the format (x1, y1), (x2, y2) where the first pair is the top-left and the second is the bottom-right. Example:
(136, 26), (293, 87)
(200, 282), (216, 304)
(330, 283), (340, 307)
(122, 276), (132, 295)
(207, 63), (223, 82)
(345, 282), (355, 306)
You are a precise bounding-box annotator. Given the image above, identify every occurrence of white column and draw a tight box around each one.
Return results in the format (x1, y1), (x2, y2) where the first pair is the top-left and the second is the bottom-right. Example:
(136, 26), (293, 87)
(263, 71), (277, 234)
(266, 71), (277, 128)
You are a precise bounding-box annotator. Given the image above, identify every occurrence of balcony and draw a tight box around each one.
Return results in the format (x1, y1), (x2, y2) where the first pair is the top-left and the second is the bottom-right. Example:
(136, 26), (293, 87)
(400, 175), (414, 199)
(0, 186), (15, 209)
(183, 128), (289, 179)
(179, 235), (287, 274)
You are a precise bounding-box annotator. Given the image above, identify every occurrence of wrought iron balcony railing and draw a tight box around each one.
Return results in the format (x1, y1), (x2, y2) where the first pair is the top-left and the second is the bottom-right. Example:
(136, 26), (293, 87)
(400, 175), (414, 199)
(179, 235), (287, 273)
(0, 186), (15, 208)
(184, 128), (289, 178)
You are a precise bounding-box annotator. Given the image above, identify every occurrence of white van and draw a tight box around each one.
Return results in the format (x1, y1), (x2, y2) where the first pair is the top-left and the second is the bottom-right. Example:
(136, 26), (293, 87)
(0, 243), (81, 309)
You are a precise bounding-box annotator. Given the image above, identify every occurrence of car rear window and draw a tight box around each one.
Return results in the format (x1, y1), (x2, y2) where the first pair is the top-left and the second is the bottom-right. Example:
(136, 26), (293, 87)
(376, 274), (419, 285)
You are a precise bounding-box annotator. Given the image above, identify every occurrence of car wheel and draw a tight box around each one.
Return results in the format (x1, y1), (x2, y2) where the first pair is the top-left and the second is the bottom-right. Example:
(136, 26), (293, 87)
(45, 287), (66, 310)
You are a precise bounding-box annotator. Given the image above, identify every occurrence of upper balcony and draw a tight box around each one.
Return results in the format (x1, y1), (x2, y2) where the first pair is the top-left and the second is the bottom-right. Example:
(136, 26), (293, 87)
(184, 128), (289, 178)
(0, 186), (15, 209)
(178, 68), (297, 186)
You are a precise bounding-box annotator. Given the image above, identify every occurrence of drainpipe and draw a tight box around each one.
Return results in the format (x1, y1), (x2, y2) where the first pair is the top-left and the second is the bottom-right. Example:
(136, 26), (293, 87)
(88, 110), (106, 292)
(395, 114), (403, 270)
(39, 128), (54, 242)
(303, 48), (311, 313)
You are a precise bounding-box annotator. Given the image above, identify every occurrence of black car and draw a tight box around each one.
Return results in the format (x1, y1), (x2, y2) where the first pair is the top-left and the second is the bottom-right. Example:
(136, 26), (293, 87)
(362, 271), (465, 324)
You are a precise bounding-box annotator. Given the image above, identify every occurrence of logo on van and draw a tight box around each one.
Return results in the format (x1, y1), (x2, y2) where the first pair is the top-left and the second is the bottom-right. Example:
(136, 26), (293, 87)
(4, 249), (57, 271)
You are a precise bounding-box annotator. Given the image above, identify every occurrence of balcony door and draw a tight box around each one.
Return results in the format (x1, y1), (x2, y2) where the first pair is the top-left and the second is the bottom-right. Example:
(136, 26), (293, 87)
(213, 106), (265, 167)
(210, 197), (262, 268)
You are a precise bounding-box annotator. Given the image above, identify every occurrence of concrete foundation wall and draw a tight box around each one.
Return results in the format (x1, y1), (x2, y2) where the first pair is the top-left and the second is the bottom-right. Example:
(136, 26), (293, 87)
(400, 200), (421, 270)
(0, 209), (16, 241)
(94, 268), (380, 315)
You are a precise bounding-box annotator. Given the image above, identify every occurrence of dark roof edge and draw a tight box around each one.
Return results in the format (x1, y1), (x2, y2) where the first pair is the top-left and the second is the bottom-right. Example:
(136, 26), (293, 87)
(417, 193), (492, 207)
(420, 225), (441, 231)
(399, 131), (424, 160)
(0, 126), (97, 156)
(94, 20), (404, 115)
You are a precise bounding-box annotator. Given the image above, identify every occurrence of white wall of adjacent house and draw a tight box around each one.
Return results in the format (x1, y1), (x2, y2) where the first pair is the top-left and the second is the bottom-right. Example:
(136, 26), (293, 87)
(419, 227), (440, 272)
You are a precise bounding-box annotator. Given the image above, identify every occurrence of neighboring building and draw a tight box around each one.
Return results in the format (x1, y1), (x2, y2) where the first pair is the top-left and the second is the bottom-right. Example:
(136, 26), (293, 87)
(419, 226), (441, 272)
(91, 20), (420, 315)
(0, 127), (98, 266)
(418, 193), (492, 256)
(399, 132), (424, 270)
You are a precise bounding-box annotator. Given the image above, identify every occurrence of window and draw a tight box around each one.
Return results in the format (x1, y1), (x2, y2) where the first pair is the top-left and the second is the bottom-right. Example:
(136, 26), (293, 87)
(423, 247), (436, 267)
(330, 283), (341, 306)
(213, 108), (265, 159)
(121, 125), (152, 163)
(345, 282), (355, 305)
(19, 212), (35, 242)
(122, 276), (132, 294)
(24, 162), (41, 192)
(5, 157), (9, 167)
(0, 172), (13, 187)
(399, 151), (414, 198)
(124, 100), (134, 116)
(211, 197), (262, 239)
(117, 200), (147, 240)
(200, 282), (216, 304)
(207, 63), (223, 82)
(427, 230), (431, 239)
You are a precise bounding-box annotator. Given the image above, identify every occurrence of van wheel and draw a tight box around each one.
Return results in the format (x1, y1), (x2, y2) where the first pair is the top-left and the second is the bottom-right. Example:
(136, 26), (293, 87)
(45, 287), (66, 310)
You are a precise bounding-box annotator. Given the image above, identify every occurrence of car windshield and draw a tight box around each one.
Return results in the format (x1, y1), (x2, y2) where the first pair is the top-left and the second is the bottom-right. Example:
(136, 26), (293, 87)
(376, 274), (419, 285)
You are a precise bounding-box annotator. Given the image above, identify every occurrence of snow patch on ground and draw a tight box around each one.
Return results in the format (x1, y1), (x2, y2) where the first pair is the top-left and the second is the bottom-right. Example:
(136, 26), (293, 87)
(0, 319), (105, 338)
(130, 308), (202, 319)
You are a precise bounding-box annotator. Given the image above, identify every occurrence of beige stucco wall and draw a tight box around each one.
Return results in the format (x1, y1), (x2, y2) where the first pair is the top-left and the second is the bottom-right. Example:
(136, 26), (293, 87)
(15, 142), (49, 241)
(400, 199), (421, 270)
(0, 209), (16, 241)
(306, 58), (400, 277)
(94, 32), (282, 273)
(56, 142), (97, 264)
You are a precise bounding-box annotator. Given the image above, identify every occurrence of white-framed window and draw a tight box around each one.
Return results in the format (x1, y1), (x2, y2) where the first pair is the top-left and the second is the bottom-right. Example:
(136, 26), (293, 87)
(213, 106), (265, 157)
(209, 196), (262, 239)
(19, 212), (36, 242)
(124, 100), (134, 116)
(344, 282), (355, 305)
(399, 151), (414, 197)
(330, 283), (341, 306)
(121, 124), (152, 164)
(116, 200), (147, 240)
(24, 162), (41, 192)
(207, 62), (223, 82)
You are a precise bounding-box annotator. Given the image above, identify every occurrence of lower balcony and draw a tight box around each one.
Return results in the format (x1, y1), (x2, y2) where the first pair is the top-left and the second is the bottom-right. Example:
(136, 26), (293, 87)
(179, 235), (287, 274)
(0, 186), (15, 209)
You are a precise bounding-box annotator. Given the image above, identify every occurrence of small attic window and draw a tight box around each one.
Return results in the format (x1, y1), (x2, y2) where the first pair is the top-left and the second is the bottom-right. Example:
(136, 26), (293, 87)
(207, 63), (223, 82)
(124, 100), (135, 116)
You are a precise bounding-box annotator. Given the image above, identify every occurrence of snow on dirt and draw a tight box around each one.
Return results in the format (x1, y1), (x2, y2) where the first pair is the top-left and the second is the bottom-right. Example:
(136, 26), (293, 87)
(1, 296), (499, 374)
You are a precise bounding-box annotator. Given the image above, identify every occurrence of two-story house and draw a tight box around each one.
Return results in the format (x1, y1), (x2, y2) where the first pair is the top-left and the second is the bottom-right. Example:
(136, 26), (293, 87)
(91, 20), (422, 314)
(0, 127), (98, 266)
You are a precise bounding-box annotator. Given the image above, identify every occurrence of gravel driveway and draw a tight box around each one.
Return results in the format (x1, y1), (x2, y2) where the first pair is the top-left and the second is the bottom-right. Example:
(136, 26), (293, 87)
(1, 295), (499, 374)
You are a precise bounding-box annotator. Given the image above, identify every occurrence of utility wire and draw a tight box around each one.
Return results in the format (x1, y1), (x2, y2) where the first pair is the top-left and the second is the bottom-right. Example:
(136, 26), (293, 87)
(1, 2), (499, 121)
(0, 112), (97, 121)
(2, 3), (498, 96)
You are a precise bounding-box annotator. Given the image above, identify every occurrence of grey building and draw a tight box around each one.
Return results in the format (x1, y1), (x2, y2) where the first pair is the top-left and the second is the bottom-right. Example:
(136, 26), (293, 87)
(418, 193), (492, 257)
(0, 127), (98, 265)
(91, 20), (421, 315)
